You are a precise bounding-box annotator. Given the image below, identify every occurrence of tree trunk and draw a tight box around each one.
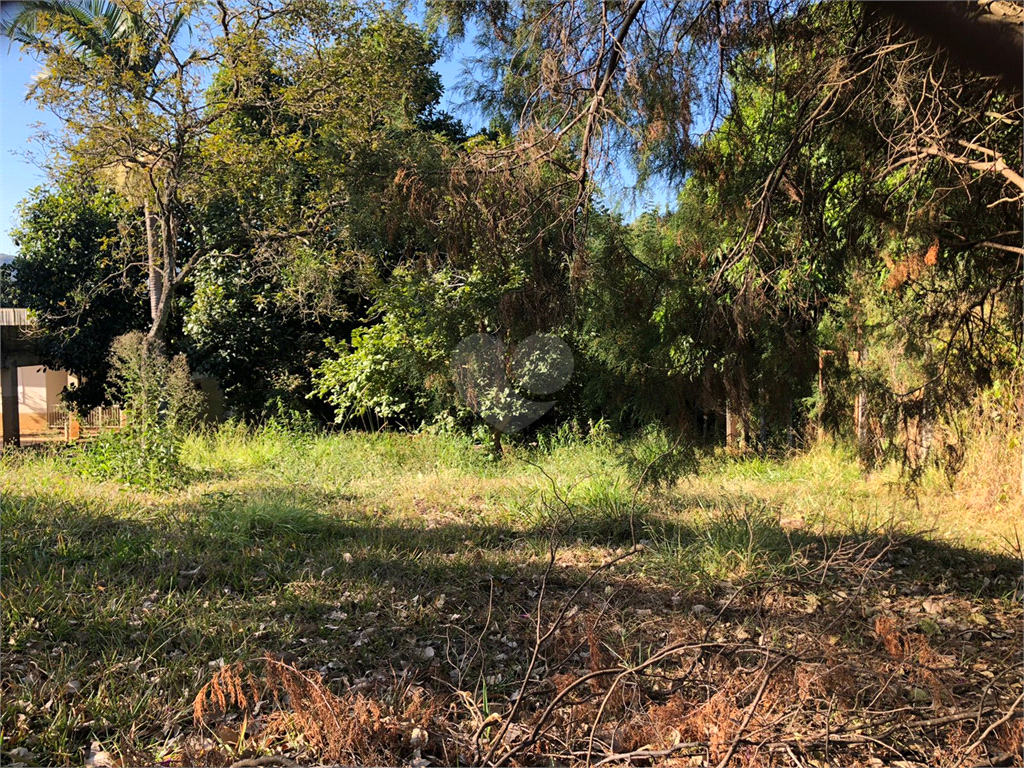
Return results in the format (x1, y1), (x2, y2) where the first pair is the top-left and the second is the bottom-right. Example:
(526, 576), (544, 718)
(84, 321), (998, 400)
(148, 209), (177, 343)
(144, 199), (161, 322)
(786, 398), (795, 448)
(817, 351), (827, 442)
(757, 393), (768, 454)
(854, 350), (868, 450)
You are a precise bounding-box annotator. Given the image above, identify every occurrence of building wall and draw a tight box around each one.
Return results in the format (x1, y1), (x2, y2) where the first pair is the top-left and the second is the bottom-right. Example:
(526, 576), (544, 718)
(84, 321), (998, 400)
(0, 366), (70, 435)
(46, 368), (69, 407)
(20, 366), (47, 434)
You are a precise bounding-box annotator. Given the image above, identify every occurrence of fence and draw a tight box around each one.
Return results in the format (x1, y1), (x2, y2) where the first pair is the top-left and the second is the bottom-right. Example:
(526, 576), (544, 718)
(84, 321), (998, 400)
(47, 404), (123, 430)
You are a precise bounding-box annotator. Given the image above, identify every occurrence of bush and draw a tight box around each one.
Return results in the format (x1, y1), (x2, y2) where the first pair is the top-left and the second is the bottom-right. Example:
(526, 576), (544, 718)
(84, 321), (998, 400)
(618, 424), (698, 489)
(75, 333), (201, 487)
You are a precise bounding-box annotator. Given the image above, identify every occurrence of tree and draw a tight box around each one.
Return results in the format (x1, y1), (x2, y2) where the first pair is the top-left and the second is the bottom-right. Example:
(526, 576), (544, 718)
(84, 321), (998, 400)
(1, 180), (148, 409)
(186, 8), (472, 417)
(1, 1), (187, 76)
(567, 1), (1021, 456)
(4, 1), (487, 420)
(2, 0), (190, 336)
(195, 8), (464, 319)
(427, 1), (1021, 270)
(311, 122), (583, 436)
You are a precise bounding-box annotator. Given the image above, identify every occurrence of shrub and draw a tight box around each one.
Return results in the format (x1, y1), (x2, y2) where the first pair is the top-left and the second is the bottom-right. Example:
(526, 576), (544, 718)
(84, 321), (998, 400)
(76, 333), (201, 487)
(618, 424), (699, 489)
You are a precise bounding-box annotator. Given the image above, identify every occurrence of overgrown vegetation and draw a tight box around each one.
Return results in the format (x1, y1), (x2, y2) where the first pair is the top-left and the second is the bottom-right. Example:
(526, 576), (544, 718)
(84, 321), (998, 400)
(2, 0), (1018, 477)
(0, 0), (1021, 766)
(73, 333), (201, 487)
(1, 429), (1021, 767)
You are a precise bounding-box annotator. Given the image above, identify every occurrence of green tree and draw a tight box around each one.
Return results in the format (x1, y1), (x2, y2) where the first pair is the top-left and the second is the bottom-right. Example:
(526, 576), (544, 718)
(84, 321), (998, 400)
(1, 180), (148, 409)
(1, 0), (186, 76)
(2, 0), (189, 335)
(185, 8), (468, 417)
(574, 2), (1021, 457)
(4, 2), (471, 421)
(312, 125), (584, 439)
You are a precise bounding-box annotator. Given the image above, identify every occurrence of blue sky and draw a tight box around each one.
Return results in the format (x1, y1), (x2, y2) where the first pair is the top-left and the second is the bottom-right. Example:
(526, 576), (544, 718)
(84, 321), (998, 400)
(1, 43), (59, 256)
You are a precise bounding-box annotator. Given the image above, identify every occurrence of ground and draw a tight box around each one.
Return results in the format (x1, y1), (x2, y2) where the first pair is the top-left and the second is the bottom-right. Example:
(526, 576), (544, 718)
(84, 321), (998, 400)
(1, 427), (1021, 767)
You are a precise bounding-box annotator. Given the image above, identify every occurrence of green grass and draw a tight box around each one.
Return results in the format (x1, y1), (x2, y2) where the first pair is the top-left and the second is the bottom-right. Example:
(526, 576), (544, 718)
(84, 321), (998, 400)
(1, 427), (1021, 765)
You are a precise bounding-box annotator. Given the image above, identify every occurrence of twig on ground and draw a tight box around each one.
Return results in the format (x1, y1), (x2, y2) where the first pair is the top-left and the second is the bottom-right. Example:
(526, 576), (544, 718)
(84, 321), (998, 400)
(957, 693), (1024, 767)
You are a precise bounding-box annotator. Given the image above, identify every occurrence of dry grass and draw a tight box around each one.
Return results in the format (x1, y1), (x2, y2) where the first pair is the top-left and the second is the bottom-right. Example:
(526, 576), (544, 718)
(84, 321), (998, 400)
(1, 427), (1021, 767)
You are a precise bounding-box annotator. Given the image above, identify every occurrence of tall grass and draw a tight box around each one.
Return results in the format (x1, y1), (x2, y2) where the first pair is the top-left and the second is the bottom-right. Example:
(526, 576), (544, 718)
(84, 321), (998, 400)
(934, 383), (1022, 506)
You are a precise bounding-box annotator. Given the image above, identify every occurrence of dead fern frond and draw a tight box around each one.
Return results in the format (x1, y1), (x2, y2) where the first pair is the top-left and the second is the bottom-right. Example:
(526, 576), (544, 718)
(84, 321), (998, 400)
(874, 615), (905, 659)
(194, 655), (443, 766)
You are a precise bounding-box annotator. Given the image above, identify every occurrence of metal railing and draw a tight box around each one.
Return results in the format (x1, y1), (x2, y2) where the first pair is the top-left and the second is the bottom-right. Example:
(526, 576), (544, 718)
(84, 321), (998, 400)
(47, 404), (123, 430)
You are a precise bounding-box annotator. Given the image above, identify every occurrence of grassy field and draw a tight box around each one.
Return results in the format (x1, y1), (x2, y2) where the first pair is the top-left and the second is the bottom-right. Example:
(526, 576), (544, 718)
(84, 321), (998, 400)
(2, 427), (1021, 767)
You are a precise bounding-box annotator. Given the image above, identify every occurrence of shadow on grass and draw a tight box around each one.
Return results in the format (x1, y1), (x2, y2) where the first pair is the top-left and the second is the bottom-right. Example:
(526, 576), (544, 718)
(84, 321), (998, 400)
(3, 482), (1020, 605)
(2, 481), (1022, 766)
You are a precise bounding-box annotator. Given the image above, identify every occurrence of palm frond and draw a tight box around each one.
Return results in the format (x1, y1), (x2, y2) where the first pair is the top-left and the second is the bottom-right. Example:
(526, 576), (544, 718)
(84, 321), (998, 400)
(164, 10), (188, 49)
(2, 0), (188, 72)
(2, 1), (107, 54)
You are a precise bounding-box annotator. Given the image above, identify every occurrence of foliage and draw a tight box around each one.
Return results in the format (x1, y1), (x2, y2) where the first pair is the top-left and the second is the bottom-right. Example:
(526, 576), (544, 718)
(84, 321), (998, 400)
(0, 0), (187, 79)
(182, 255), (332, 420)
(198, 8), (464, 319)
(180, 8), (471, 417)
(313, 262), (523, 427)
(570, 2), (1021, 469)
(2, 0), (1019, 482)
(1, 4), (1022, 765)
(618, 424), (699, 489)
(1, 179), (148, 410)
(75, 332), (200, 487)
(1, 0), (199, 340)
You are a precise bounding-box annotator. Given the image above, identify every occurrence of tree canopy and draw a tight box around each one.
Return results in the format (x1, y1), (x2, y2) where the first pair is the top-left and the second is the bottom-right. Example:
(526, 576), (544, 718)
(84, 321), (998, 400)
(3, 0), (1020, 472)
